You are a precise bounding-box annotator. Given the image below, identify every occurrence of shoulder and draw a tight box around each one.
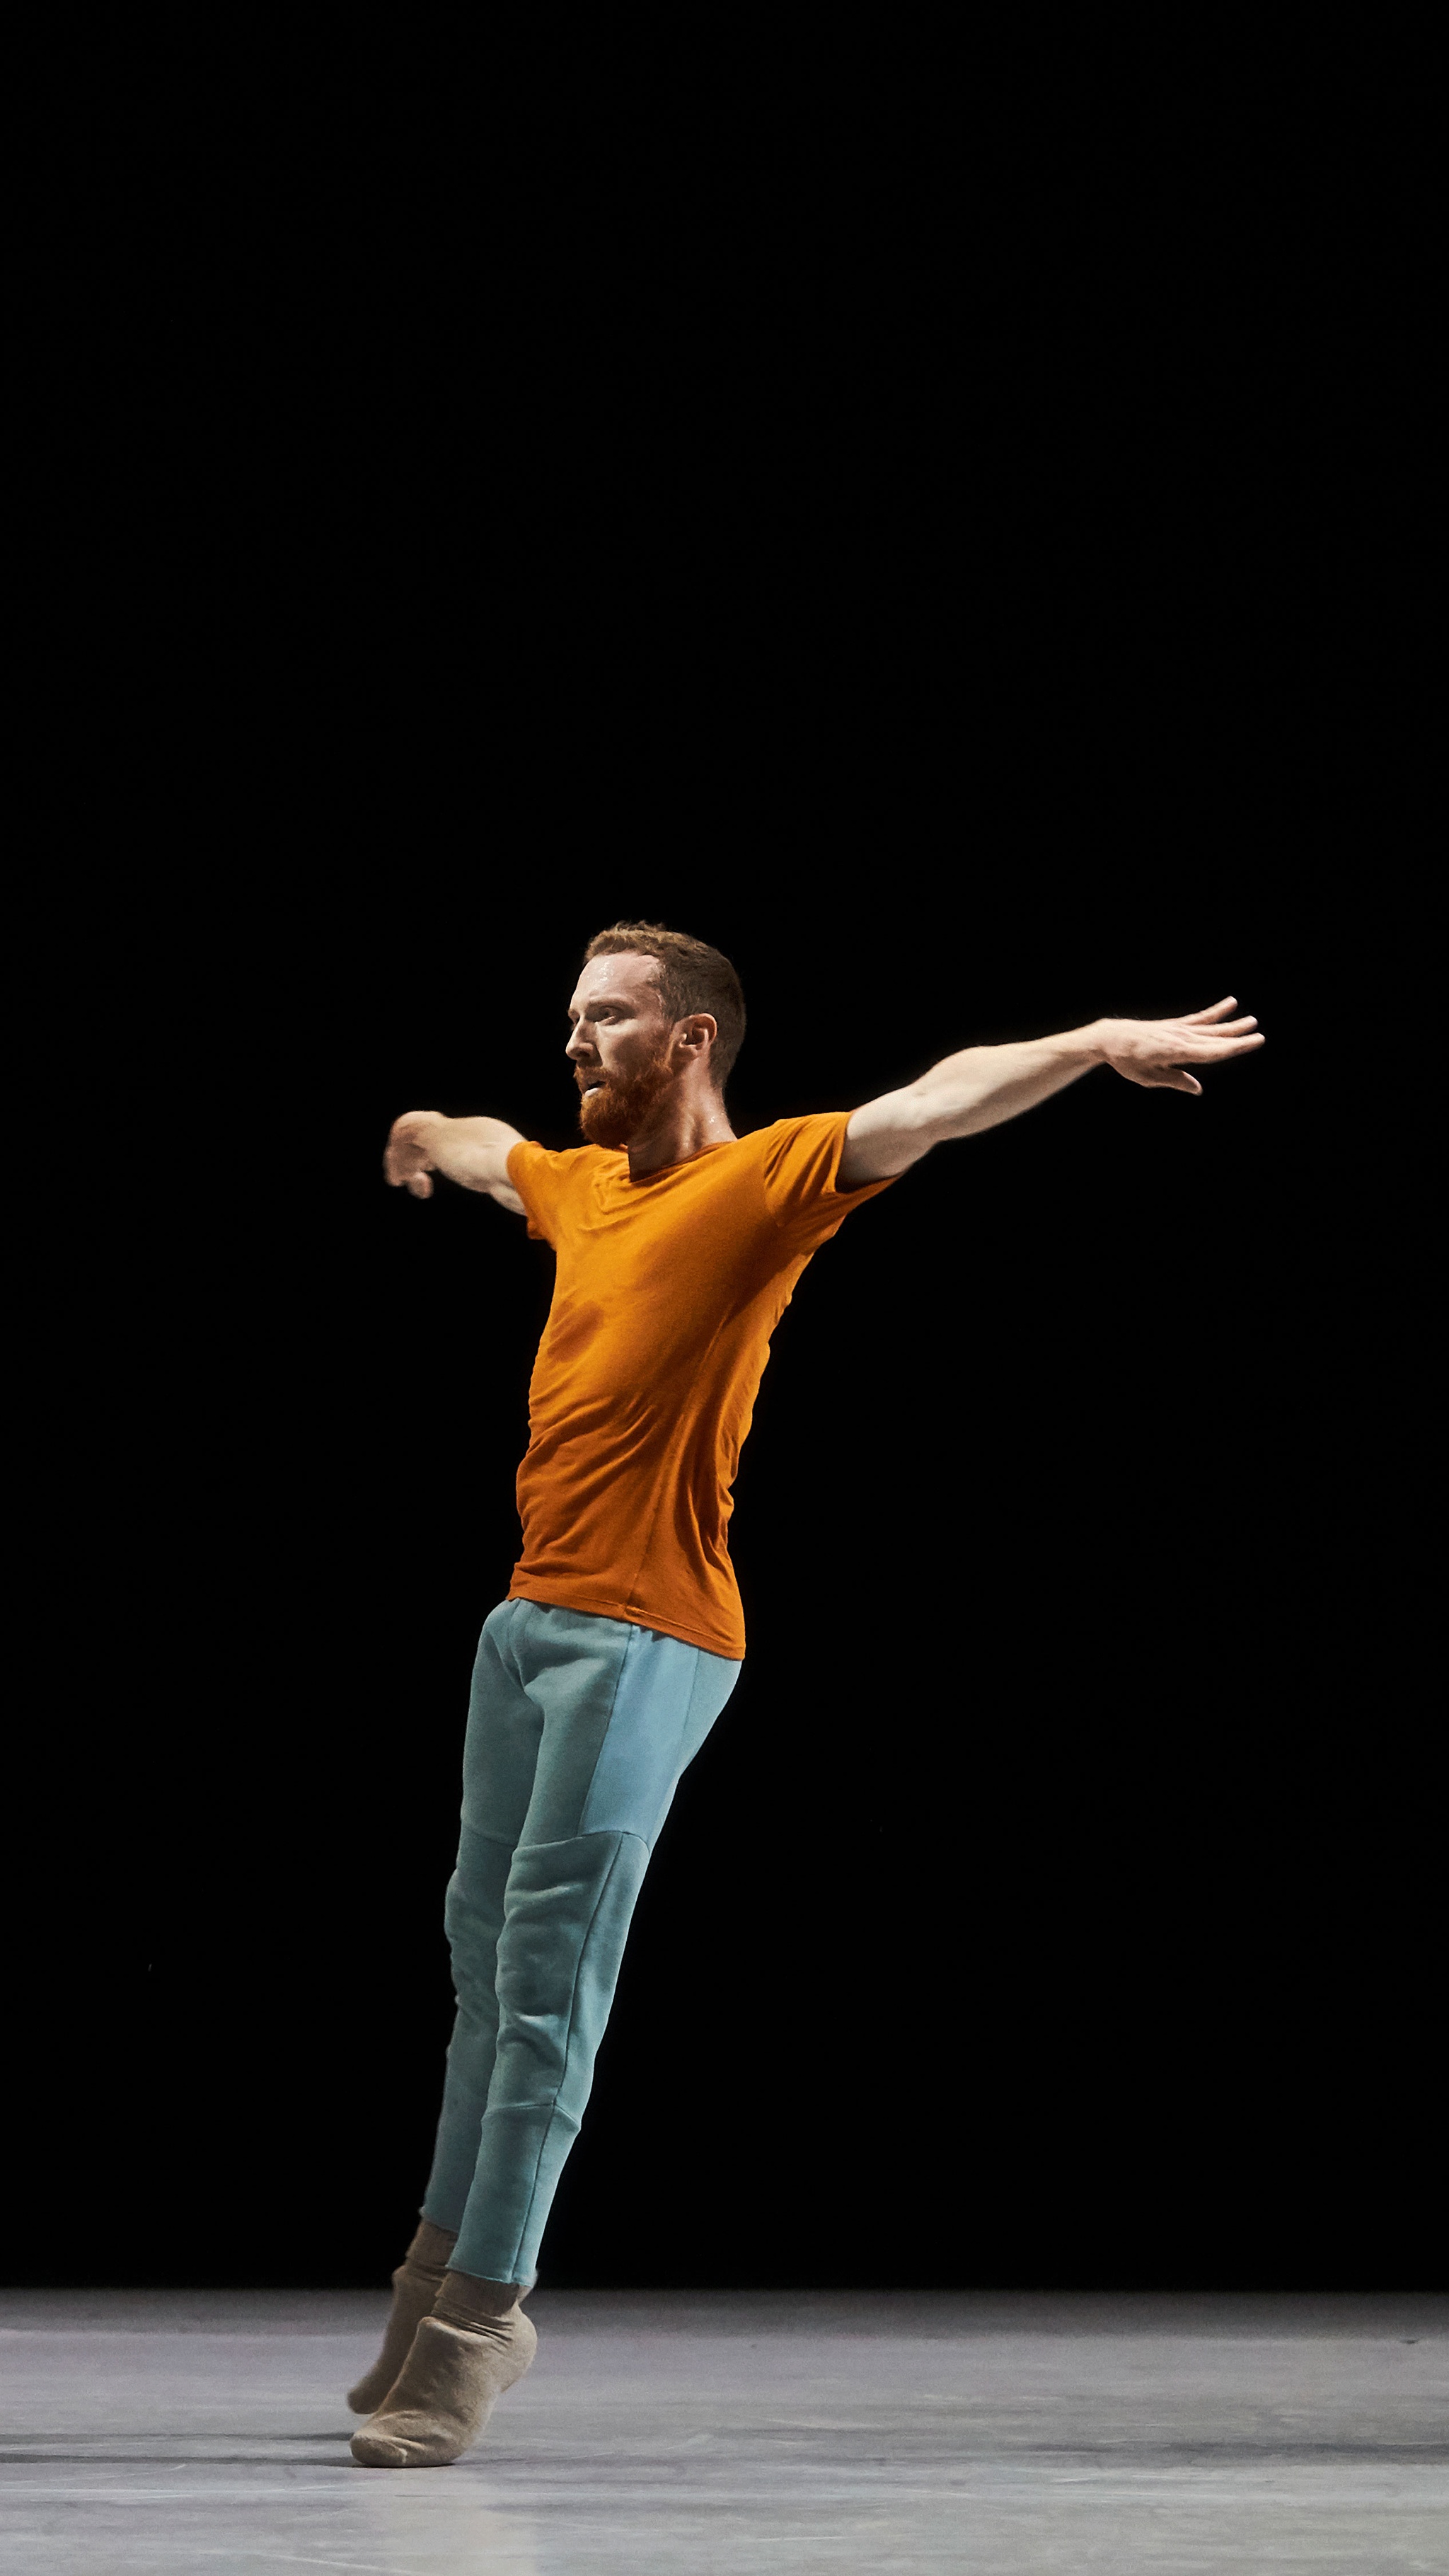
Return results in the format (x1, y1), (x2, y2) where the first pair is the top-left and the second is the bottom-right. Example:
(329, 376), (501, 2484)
(750, 1111), (898, 1230)
(752, 1110), (852, 1171)
(734, 1112), (849, 1160)
(509, 1140), (618, 1182)
(507, 1140), (620, 1243)
(751, 1112), (850, 1208)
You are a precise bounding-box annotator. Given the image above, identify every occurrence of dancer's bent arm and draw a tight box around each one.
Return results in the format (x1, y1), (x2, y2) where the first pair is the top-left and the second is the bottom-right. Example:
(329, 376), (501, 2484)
(838, 999), (1265, 1185)
(384, 1112), (528, 1212)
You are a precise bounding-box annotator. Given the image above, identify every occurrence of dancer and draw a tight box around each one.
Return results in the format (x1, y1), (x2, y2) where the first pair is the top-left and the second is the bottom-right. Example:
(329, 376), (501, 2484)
(351, 919), (1263, 2468)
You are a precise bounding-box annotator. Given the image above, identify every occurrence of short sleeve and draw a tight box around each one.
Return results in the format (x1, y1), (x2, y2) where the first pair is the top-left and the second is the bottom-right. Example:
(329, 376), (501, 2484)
(758, 1112), (899, 1249)
(506, 1140), (590, 1245)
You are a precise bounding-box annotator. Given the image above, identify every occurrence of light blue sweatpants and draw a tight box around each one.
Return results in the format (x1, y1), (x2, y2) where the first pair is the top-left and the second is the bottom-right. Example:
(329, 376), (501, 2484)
(421, 1598), (741, 2285)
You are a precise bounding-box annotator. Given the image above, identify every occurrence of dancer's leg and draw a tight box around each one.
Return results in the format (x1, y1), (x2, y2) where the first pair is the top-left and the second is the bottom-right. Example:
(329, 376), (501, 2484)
(354, 1603), (738, 2466)
(419, 1602), (545, 2236)
(451, 1602), (740, 2286)
(348, 1602), (538, 2415)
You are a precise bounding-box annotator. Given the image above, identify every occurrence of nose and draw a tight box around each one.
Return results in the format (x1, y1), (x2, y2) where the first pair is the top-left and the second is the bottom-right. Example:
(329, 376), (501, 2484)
(565, 1021), (595, 1062)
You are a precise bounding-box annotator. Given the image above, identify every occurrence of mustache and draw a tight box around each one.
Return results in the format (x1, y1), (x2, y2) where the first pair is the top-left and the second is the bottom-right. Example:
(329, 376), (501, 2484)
(572, 1057), (663, 1093)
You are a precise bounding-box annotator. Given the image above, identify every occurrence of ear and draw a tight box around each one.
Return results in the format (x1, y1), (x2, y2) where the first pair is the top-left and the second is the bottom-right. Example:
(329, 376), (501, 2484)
(676, 1013), (718, 1057)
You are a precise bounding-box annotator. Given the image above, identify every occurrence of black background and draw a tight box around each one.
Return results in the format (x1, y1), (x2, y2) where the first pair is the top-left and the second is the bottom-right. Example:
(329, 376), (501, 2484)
(10, 20), (1435, 2290)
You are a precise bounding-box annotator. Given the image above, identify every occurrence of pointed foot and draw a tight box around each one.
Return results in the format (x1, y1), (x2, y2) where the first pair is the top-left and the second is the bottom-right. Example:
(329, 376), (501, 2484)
(349, 2311), (537, 2469)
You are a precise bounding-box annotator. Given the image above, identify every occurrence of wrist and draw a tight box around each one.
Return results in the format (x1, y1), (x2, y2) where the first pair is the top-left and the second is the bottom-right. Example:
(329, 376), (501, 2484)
(1056, 1022), (1111, 1069)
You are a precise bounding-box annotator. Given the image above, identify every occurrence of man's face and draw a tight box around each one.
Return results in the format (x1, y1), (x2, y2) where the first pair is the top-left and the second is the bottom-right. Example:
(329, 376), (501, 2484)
(565, 952), (678, 1146)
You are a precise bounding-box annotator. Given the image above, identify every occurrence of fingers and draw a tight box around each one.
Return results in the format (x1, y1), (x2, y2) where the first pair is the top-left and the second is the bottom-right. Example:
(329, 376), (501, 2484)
(1159, 1024), (1263, 1056)
(1170, 1015), (1258, 1040)
(384, 1143), (438, 1193)
(1179, 1000), (1266, 1042)
(1150, 1040), (1262, 1079)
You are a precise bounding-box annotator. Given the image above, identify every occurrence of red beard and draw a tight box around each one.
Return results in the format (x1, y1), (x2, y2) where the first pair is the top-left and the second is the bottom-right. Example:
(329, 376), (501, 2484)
(577, 1047), (674, 1148)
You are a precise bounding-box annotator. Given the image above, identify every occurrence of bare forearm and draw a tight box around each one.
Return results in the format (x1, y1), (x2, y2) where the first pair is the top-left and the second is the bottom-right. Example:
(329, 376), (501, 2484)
(838, 1029), (1101, 1183)
(910, 1028), (1103, 1142)
(384, 1110), (526, 1206)
(416, 1115), (519, 1190)
(839, 996), (1264, 1184)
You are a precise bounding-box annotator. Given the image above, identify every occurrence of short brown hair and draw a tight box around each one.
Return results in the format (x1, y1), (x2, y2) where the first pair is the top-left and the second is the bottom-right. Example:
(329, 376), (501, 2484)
(583, 921), (746, 1086)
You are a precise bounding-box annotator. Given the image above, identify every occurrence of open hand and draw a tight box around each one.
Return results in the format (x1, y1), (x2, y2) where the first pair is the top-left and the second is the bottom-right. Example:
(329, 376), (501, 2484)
(383, 1111), (442, 1197)
(1097, 999), (1265, 1096)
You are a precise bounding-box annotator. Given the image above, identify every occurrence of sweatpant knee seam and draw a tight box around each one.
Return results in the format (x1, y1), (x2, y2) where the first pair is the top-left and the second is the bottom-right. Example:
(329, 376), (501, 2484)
(500, 1829), (645, 2275)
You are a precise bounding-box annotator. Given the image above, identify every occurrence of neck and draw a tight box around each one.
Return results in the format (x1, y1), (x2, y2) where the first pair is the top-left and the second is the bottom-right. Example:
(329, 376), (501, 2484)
(625, 1081), (737, 1179)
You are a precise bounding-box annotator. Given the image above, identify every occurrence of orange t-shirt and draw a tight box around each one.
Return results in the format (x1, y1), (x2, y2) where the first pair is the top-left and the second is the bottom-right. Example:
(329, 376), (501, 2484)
(504, 1112), (896, 1657)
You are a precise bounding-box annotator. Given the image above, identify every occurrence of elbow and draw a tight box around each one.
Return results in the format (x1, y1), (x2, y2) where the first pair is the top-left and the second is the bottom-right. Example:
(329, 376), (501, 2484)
(903, 1081), (967, 1146)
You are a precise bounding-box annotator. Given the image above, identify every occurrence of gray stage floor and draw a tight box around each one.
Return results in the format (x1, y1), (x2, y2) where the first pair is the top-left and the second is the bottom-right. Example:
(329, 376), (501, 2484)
(1, 2288), (1445, 2572)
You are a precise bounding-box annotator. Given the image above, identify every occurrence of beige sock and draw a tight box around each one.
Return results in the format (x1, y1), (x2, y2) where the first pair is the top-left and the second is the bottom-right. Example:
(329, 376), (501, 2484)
(434, 2268), (531, 2328)
(350, 2268), (536, 2469)
(345, 2218), (458, 2417)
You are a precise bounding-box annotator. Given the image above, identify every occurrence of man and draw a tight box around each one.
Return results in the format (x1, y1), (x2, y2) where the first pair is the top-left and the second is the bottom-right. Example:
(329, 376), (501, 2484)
(351, 919), (1264, 2468)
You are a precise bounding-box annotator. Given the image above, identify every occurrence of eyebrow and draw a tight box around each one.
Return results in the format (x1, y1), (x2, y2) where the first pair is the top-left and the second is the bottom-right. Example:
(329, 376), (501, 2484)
(567, 990), (640, 1022)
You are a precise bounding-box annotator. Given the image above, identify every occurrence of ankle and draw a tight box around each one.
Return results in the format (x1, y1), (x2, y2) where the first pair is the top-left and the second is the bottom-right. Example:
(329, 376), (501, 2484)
(434, 2268), (528, 2333)
(405, 2217), (458, 2275)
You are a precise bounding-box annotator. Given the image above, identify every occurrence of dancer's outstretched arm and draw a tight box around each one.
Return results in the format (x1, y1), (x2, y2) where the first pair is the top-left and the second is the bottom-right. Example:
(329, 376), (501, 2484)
(838, 999), (1265, 1185)
(384, 1112), (528, 1212)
